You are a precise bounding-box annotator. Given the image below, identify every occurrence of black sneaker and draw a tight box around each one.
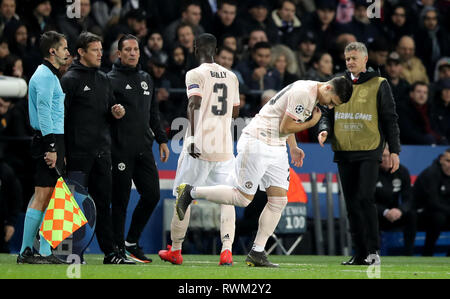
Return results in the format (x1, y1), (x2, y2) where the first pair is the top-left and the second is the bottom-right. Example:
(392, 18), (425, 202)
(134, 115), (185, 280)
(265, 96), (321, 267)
(175, 184), (193, 221)
(125, 243), (152, 264)
(103, 252), (136, 265)
(245, 250), (279, 268)
(17, 247), (38, 264)
(35, 254), (69, 264)
(341, 256), (371, 266)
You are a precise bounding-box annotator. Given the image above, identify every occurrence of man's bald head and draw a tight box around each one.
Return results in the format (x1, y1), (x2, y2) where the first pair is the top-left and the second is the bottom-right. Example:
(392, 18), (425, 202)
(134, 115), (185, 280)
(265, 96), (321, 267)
(396, 36), (415, 62)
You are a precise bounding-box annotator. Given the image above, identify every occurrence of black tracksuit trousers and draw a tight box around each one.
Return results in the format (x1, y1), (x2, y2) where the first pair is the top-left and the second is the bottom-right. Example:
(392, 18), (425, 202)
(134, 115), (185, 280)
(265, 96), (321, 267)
(111, 149), (160, 246)
(338, 159), (380, 258)
(67, 153), (116, 255)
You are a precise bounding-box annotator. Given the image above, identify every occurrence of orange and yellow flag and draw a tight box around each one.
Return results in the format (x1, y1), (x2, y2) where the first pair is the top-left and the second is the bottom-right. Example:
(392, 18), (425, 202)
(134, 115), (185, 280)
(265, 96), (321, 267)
(39, 177), (88, 249)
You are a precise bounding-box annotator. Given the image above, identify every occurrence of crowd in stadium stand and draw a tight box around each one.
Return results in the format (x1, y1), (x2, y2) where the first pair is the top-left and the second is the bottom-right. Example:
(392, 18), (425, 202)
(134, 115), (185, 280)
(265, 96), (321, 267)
(1, 0), (450, 253)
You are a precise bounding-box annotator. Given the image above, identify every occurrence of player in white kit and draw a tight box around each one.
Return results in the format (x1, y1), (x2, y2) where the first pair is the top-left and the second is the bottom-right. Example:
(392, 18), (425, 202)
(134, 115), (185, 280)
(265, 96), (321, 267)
(158, 33), (240, 266)
(176, 76), (353, 267)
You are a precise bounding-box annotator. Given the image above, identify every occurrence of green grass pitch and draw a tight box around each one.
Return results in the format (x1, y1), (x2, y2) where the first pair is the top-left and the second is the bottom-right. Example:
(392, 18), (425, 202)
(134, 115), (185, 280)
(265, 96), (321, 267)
(1, 254), (449, 279)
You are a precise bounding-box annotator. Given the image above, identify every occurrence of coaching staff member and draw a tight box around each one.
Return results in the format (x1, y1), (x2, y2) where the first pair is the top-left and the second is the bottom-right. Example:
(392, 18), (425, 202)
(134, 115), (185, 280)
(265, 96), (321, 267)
(60, 32), (134, 264)
(17, 31), (70, 264)
(318, 42), (401, 265)
(108, 34), (169, 263)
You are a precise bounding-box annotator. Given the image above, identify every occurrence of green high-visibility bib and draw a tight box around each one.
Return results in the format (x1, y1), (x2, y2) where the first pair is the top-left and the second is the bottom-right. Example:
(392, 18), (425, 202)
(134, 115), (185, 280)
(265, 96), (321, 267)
(332, 77), (385, 151)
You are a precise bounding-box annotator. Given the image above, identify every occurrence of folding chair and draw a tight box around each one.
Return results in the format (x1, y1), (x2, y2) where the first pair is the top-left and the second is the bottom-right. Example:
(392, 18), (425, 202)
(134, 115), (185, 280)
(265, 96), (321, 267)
(266, 202), (307, 255)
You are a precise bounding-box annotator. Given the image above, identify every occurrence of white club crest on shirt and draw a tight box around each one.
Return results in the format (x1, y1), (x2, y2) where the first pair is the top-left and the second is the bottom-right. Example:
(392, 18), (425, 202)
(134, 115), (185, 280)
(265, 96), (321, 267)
(141, 81), (148, 90)
(295, 104), (304, 114)
(118, 162), (126, 171)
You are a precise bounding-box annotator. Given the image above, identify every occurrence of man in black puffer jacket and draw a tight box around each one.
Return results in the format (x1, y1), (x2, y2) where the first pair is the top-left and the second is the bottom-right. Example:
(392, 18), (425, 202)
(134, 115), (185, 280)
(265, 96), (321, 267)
(61, 32), (134, 264)
(107, 34), (169, 263)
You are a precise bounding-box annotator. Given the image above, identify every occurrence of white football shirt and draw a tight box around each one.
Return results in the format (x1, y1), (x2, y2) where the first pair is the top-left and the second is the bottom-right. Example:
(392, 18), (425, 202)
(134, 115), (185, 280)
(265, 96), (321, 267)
(184, 62), (240, 161)
(243, 80), (319, 146)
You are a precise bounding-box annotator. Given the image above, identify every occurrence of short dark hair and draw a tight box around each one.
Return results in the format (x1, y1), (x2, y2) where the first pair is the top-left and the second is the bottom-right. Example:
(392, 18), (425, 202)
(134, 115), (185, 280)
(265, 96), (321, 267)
(252, 41), (271, 53)
(217, 45), (234, 56)
(40, 31), (66, 58)
(410, 81), (428, 92)
(75, 31), (102, 58)
(329, 76), (353, 104)
(195, 33), (217, 56)
(118, 34), (139, 51)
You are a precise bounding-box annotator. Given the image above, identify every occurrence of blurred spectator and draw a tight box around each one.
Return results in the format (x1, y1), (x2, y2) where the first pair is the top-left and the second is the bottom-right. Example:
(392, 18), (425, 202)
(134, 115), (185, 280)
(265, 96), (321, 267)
(431, 79), (450, 142)
(91, 0), (122, 29)
(270, 0), (302, 50)
(235, 41), (281, 92)
(433, 57), (450, 82)
(0, 0), (20, 36)
(25, 0), (57, 48)
(0, 160), (22, 253)
(330, 32), (356, 74)
(141, 30), (168, 73)
(218, 33), (239, 62)
(57, 0), (102, 55)
(338, 0), (382, 45)
(3, 53), (23, 79)
(335, 0), (354, 25)
(210, 0), (244, 41)
(0, 35), (9, 59)
(163, 0), (204, 50)
(235, 41), (281, 113)
(239, 28), (268, 63)
(380, 4), (414, 47)
(396, 35), (430, 84)
(294, 29), (317, 79)
(413, 148), (450, 256)
(4, 21), (39, 79)
(303, 51), (333, 82)
(367, 38), (389, 78)
(166, 43), (188, 89)
(385, 51), (410, 105)
(148, 53), (174, 131)
(414, 6), (450, 80)
(409, 0), (437, 23)
(241, 0), (277, 44)
(397, 81), (444, 145)
(103, 9), (148, 51)
(301, 0), (340, 52)
(175, 22), (196, 70)
(375, 145), (417, 256)
(270, 44), (299, 87)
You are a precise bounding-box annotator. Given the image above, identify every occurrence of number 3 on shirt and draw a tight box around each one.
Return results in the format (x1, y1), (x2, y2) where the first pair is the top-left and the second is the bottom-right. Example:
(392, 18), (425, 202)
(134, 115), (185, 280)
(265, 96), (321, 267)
(212, 83), (228, 116)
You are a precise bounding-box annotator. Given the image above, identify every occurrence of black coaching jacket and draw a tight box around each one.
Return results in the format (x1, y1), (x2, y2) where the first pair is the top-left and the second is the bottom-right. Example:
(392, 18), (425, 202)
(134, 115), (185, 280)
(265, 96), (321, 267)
(107, 60), (168, 154)
(61, 59), (116, 157)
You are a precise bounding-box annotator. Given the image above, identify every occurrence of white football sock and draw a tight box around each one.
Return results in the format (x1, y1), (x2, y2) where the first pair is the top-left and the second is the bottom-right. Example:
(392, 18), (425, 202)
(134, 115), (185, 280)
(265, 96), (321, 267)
(254, 196), (288, 248)
(220, 204), (235, 252)
(170, 205), (191, 251)
(191, 185), (251, 207)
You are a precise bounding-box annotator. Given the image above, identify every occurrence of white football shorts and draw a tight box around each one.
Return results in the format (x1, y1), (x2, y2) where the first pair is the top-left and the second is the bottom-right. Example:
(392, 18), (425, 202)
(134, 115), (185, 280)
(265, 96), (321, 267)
(234, 133), (290, 195)
(172, 152), (235, 196)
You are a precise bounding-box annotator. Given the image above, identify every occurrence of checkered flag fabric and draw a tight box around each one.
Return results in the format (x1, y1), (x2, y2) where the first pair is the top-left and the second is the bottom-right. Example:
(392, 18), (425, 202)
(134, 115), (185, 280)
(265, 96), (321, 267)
(39, 177), (88, 249)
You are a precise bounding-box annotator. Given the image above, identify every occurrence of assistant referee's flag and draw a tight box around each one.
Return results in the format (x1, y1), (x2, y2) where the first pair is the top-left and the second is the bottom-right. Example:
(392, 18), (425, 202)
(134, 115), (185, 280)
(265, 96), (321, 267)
(39, 177), (88, 249)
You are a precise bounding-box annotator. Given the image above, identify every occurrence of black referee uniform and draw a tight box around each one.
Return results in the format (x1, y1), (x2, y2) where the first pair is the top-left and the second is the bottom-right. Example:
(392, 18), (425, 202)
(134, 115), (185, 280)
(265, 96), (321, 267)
(107, 60), (168, 249)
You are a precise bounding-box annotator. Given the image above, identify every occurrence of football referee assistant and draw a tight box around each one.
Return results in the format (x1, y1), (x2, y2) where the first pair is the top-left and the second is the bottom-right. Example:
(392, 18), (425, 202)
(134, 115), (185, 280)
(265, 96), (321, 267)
(17, 31), (70, 264)
(108, 34), (169, 263)
(318, 42), (401, 265)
